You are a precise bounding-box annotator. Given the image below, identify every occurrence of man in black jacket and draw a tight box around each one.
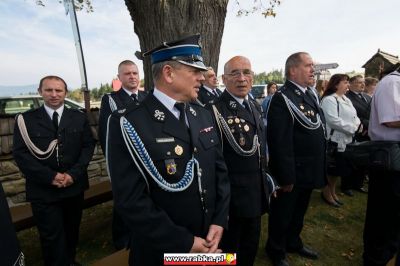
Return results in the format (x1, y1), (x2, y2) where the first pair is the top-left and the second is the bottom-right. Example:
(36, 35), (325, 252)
(107, 35), (230, 266)
(13, 75), (95, 266)
(213, 56), (269, 266)
(265, 52), (326, 266)
(98, 60), (148, 250)
(98, 60), (148, 152)
(344, 75), (369, 195)
(197, 66), (222, 106)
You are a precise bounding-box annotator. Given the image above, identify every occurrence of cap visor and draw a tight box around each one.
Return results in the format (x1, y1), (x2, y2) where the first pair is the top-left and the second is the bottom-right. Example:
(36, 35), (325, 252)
(177, 60), (208, 71)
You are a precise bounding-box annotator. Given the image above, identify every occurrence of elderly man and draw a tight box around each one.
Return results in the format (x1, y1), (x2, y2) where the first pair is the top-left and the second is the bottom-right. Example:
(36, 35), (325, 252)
(106, 35), (230, 266)
(212, 56), (269, 266)
(13, 75), (95, 266)
(265, 52), (326, 266)
(364, 67), (400, 266)
(197, 66), (222, 106)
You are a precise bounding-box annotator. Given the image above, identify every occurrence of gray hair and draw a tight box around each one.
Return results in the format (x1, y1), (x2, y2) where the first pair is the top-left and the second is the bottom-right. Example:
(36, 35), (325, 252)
(284, 52), (309, 78)
(152, 60), (182, 82)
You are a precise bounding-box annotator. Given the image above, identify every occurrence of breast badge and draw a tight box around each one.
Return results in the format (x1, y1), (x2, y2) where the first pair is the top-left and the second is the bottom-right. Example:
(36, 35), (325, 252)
(174, 145), (183, 156)
(165, 159), (177, 175)
(244, 124), (250, 132)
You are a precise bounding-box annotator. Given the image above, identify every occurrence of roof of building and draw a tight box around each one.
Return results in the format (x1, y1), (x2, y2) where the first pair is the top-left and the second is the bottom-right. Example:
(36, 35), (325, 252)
(362, 49), (399, 68)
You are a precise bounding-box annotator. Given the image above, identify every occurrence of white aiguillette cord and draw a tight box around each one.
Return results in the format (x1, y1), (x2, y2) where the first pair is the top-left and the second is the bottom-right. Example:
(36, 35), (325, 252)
(16, 114), (58, 161)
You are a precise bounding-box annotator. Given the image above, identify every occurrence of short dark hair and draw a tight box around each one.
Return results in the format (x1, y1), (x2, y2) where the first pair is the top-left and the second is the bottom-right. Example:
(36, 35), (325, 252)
(365, 77), (378, 86)
(38, 75), (68, 92)
(349, 75), (363, 83)
(322, 74), (349, 98)
(285, 52), (309, 78)
(118, 60), (137, 73)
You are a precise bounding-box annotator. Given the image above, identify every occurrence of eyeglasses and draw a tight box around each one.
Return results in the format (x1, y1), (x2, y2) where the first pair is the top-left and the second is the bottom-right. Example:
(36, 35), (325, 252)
(225, 69), (254, 78)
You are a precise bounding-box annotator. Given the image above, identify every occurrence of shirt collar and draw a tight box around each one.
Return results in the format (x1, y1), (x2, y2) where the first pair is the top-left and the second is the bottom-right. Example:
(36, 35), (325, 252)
(122, 87), (138, 96)
(203, 85), (217, 94)
(288, 80), (307, 93)
(44, 104), (64, 119)
(226, 89), (249, 105)
(153, 88), (180, 118)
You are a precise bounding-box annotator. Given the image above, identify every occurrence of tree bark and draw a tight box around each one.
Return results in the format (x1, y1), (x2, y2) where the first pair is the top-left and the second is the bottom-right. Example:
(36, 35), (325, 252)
(124, 0), (229, 90)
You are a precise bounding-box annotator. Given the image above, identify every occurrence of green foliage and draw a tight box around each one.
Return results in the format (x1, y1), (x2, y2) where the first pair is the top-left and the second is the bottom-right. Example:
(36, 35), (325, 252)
(253, 69), (284, 85)
(67, 83), (112, 102)
(35, 0), (93, 12)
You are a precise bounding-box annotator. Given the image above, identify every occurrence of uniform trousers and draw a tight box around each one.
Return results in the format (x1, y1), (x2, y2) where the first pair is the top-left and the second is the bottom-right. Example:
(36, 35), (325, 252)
(363, 169), (400, 266)
(31, 193), (84, 266)
(221, 216), (261, 266)
(266, 186), (312, 260)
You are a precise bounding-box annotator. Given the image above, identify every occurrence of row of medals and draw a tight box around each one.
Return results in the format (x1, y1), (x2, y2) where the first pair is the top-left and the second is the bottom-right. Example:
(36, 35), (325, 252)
(227, 117), (249, 147)
(300, 104), (315, 117)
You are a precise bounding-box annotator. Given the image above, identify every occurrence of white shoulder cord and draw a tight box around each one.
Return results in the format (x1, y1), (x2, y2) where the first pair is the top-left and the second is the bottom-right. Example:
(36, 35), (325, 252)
(211, 105), (259, 156)
(16, 114), (58, 160)
(108, 94), (118, 112)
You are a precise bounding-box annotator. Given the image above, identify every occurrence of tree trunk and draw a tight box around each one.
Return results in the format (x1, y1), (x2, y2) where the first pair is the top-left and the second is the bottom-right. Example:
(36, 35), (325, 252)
(124, 0), (229, 90)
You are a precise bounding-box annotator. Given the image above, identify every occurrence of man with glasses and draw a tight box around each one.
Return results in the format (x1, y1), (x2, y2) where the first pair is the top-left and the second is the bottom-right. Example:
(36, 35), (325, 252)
(212, 56), (269, 266)
(265, 52), (326, 266)
(106, 35), (230, 266)
(198, 66), (222, 106)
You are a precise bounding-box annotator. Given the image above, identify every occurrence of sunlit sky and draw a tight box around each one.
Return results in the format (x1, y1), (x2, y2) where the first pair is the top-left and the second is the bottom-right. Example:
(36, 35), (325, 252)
(0, 0), (399, 89)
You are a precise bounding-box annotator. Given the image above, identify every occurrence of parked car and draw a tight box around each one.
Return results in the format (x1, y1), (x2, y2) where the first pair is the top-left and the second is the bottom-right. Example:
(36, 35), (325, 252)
(250, 84), (267, 104)
(0, 95), (84, 115)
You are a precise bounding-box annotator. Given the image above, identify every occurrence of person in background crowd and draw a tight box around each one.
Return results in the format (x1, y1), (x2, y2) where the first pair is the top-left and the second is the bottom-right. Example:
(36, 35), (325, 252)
(197, 66), (222, 106)
(98, 60), (148, 250)
(213, 56), (269, 266)
(98, 60), (147, 152)
(363, 77), (378, 101)
(363, 66), (400, 266)
(106, 35), (230, 266)
(315, 79), (328, 97)
(320, 74), (361, 208)
(261, 82), (277, 115)
(265, 52), (326, 266)
(13, 75), (95, 266)
(344, 75), (370, 196)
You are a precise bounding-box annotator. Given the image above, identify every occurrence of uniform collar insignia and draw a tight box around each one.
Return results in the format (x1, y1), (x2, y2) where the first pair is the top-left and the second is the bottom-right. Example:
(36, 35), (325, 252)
(294, 89), (301, 96)
(154, 109), (165, 121)
(189, 106), (196, 116)
(229, 100), (237, 109)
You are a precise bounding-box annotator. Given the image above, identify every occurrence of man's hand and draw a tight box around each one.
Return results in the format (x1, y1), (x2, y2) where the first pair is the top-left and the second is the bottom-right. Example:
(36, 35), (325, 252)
(61, 173), (74, 187)
(190, 236), (209, 253)
(280, 184), (294, 192)
(51, 173), (65, 188)
(205, 224), (223, 253)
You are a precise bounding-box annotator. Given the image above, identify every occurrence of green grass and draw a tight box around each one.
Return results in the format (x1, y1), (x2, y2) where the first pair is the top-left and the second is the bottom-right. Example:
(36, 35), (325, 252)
(18, 190), (368, 265)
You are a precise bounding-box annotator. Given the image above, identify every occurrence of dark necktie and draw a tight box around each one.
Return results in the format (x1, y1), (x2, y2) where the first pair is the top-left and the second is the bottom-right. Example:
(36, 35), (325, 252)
(213, 89), (219, 97)
(306, 88), (320, 110)
(131, 93), (138, 102)
(52, 111), (59, 132)
(243, 99), (252, 114)
(358, 93), (367, 103)
(174, 102), (186, 126)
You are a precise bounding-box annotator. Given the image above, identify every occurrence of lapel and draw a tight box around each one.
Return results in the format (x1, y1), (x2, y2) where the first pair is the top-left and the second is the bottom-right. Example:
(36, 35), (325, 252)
(36, 106), (55, 132)
(248, 99), (262, 132)
(144, 95), (190, 143)
(348, 90), (367, 108)
(116, 88), (134, 107)
(221, 91), (255, 125)
(58, 108), (74, 132)
(138, 90), (148, 102)
(285, 81), (319, 111)
(186, 104), (200, 148)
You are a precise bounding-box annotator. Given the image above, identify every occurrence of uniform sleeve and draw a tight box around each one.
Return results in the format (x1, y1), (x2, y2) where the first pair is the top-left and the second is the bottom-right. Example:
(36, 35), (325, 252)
(266, 93), (295, 186)
(65, 114), (95, 180)
(98, 95), (112, 153)
(12, 114), (56, 185)
(321, 96), (359, 134)
(375, 78), (400, 124)
(107, 114), (194, 252)
(211, 128), (230, 229)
